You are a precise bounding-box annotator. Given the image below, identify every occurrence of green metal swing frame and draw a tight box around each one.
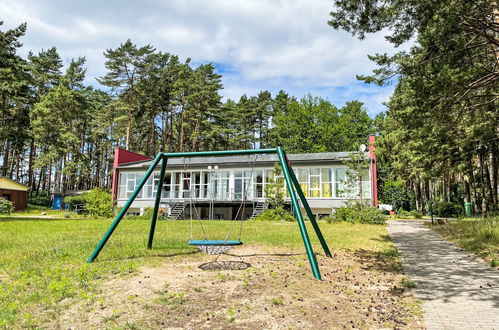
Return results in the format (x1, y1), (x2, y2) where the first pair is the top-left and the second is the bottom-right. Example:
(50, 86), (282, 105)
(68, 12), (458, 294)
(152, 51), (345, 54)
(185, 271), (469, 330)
(87, 147), (332, 280)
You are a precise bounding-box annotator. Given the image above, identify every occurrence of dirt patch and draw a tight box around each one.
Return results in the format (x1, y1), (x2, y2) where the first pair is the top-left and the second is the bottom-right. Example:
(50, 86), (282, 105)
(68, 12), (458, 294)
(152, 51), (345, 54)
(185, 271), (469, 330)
(55, 245), (423, 329)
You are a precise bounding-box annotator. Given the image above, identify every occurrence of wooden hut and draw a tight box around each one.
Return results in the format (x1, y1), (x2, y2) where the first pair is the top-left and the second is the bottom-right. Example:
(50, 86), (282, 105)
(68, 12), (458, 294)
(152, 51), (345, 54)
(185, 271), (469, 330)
(0, 177), (29, 211)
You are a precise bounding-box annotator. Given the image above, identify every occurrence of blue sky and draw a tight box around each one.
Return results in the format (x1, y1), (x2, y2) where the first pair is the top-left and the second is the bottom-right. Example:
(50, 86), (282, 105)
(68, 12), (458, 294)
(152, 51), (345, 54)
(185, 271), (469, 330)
(1, 0), (404, 116)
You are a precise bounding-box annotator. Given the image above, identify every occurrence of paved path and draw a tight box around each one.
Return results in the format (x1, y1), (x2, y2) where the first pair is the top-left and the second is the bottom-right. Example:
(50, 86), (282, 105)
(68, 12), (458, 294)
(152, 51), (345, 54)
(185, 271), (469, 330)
(387, 220), (499, 330)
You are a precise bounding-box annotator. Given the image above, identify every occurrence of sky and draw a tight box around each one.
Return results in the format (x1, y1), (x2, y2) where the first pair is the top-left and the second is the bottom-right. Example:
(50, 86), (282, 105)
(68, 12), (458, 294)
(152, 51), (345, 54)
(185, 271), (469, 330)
(1, 0), (404, 116)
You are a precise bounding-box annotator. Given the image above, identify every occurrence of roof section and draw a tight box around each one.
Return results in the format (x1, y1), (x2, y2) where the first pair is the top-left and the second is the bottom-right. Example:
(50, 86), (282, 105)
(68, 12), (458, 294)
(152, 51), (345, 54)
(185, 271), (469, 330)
(117, 151), (369, 169)
(0, 177), (29, 191)
(114, 148), (152, 166)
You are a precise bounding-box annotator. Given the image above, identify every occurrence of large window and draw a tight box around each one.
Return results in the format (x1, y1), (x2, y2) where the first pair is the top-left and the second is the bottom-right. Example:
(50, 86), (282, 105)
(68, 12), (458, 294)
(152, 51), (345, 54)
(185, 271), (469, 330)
(212, 171), (230, 200)
(253, 170), (264, 198)
(309, 168), (320, 197)
(118, 172), (143, 199)
(321, 168), (332, 198)
(297, 169), (308, 197)
(118, 165), (370, 200)
(234, 170), (252, 200)
(335, 167), (370, 199)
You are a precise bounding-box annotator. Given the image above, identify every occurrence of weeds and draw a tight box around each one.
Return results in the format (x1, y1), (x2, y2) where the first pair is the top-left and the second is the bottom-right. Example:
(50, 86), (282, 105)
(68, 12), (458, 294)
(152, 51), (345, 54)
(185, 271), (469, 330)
(227, 308), (236, 322)
(433, 217), (499, 264)
(401, 278), (416, 288)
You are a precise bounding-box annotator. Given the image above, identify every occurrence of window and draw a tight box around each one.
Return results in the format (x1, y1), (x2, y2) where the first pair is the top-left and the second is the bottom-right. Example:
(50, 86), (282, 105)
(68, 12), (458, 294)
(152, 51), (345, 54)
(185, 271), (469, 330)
(117, 172), (143, 199)
(142, 174), (153, 199)
(118, 172), (127, 199)
(213, 171), (230, 200)
(152, 172), (173, 199)
(298, 169), (308, 197)
(360, 170), (371, 199)
(309, 168), (320, 197)
(253, 170), (264, 198)
(234, 170), (252, 200)
(335, 168), (349, 198)
(321, 168), (332, 198)
(335, 167), (369, 199)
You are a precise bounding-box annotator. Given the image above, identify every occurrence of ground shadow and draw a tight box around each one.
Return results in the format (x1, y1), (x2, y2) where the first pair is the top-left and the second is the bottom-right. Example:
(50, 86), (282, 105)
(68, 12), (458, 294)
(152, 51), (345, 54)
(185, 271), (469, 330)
(225, 252), (302, 258)
(198, 260), (251, 271)
(353, 248), (403, 274)
(388, 220), (499, 308)
(119, 250), (200, 261)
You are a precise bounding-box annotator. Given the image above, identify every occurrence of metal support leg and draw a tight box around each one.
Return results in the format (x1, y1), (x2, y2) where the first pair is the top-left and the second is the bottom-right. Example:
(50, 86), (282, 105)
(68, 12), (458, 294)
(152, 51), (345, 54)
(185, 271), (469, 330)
(277, 147), (322, 280)
(288, 166), (332, 257)
(88, 154), (163, 262)
(148, 157), (168, 249)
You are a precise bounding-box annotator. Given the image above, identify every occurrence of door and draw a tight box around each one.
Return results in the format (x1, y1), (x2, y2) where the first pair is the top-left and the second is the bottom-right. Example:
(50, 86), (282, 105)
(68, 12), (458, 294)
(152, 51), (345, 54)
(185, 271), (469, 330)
(182, 173), (191, 198)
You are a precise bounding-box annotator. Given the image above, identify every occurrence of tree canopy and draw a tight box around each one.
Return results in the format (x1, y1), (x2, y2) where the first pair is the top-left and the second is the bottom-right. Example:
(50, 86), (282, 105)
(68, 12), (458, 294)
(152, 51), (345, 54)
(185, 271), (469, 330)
(329, 0), (498, 214)
(0, 21), (375, 197)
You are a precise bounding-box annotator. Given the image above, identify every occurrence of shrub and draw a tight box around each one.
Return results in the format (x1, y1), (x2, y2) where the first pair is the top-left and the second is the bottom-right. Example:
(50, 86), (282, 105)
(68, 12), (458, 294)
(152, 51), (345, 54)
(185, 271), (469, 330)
(0, 198), (14, 214)
(397, 209), (412, 219)
(64, 195), (87, 210)
(396, 209), (423, 219)
(255, 207), (295, 221)
(125, 207), (154, 220)
(380, 180), (410, 211)
(64, 189), (113, 218)
(28, 191), (52, 207)
(331, 201), (386, 224)
(410, 210), (423, 218)
(433, 200), (462, 218)
(83, 189), (113, 217)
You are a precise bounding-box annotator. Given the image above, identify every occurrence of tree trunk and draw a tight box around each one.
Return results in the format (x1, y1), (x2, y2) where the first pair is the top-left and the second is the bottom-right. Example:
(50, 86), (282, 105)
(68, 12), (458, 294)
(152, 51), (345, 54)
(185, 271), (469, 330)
(28, 139), (36, 194)
(491, 146), (498, 209)
(2, 141), (10, 177)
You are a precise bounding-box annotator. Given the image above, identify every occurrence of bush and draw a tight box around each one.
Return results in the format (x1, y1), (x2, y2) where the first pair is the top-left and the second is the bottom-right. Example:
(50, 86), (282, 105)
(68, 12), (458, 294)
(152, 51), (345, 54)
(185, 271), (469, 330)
(125, 207), (154, 220)
(395, 209), (423, 219)
(64, 189), (113, 218)
(64, 195), (87, 209)
(0, 198), (14, 214)
(28, 191), (52, 207)
(433, 200), (462, 218)
(330, 202), (386, 224)
(410, 210), (423, 218)
(254, 207), (295, 221)
(380, 180), (410, 211)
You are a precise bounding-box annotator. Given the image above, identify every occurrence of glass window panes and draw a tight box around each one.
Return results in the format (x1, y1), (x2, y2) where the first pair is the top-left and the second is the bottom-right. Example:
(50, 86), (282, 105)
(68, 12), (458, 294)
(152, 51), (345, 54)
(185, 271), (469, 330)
(115, 165), (369, 201)
(322, 183), (332, 197)
(321, 168), (331, 182)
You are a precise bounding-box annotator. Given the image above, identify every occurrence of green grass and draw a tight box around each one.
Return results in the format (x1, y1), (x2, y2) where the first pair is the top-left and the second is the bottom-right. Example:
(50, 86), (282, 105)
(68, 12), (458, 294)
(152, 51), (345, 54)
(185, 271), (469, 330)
(10, 207), (80, 219)
(432, 217), (499, 264)
(0, 217), (393, 327)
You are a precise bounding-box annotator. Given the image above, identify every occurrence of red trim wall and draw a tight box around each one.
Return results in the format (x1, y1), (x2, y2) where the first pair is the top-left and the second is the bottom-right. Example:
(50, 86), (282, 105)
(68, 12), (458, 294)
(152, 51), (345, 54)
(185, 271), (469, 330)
(368, 135), (378, 207)
(111, 149), (152, 201)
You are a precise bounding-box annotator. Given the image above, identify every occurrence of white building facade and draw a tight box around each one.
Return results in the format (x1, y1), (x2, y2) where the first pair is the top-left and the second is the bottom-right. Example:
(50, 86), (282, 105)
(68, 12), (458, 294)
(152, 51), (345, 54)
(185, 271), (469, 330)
(113, 151), (377, 219)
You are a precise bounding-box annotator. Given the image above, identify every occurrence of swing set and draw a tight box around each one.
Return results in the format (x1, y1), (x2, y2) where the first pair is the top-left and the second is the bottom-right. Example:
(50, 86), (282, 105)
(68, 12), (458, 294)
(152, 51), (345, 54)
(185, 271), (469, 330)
(87, 147), (332, 280)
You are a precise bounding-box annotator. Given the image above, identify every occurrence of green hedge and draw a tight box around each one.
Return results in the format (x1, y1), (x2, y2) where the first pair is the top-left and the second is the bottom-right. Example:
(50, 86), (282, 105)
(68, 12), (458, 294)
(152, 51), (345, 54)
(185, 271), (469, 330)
(433, 200), (463, 218)
(64, 189), (113, 218)
(254, 207), (295, 221)
(327, 202), (386, 224)
(28, 191), (52, 207)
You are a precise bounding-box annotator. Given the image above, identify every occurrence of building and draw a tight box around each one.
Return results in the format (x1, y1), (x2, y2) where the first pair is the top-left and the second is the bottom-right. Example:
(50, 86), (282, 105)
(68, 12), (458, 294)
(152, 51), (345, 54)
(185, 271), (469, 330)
(112, 139), (378, 220)
(0, 177), (29, 211)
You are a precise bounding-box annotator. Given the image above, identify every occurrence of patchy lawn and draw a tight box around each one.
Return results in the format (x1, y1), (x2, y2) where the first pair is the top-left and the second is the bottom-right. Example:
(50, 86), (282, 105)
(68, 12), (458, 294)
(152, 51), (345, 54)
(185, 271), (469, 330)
(431, 217), (499, 267)
(0, 218), (423, 328)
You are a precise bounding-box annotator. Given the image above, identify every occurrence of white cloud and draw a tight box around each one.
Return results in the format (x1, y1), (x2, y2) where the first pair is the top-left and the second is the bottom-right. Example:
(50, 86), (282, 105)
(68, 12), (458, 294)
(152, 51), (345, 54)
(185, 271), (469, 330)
(0, 0), (406, 114)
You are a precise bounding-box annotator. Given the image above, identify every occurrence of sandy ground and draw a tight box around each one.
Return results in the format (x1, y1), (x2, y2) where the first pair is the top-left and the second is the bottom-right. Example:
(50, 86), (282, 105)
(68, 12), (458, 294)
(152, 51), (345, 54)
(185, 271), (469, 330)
(54, 244), (423, 329)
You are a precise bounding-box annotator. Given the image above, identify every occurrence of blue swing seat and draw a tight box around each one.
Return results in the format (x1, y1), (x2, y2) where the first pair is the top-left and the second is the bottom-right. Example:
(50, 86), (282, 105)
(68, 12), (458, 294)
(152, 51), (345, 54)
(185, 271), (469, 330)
(188, 240), (243, 246)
